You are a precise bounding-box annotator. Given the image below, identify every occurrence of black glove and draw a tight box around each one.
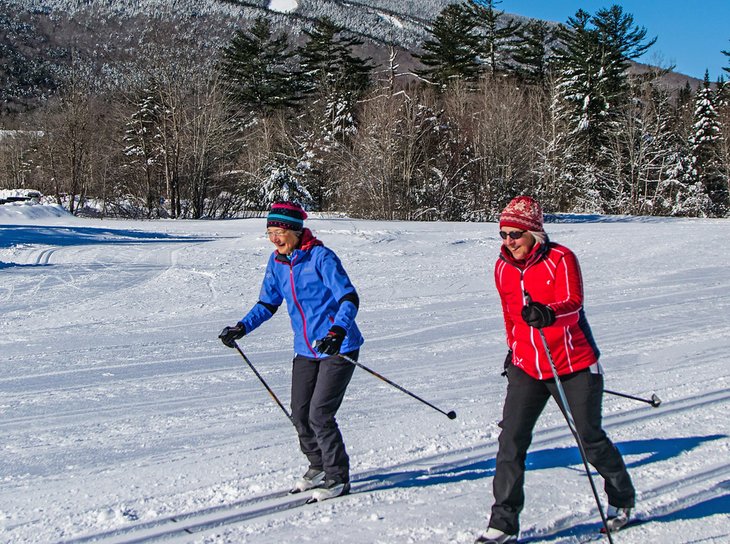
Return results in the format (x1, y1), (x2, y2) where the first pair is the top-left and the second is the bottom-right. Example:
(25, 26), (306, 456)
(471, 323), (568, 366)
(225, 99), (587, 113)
(521, 301), (556, 328)
(219, 322), (246, 348)
(315, 326), (346, 356)
(501, 349), (513, 377)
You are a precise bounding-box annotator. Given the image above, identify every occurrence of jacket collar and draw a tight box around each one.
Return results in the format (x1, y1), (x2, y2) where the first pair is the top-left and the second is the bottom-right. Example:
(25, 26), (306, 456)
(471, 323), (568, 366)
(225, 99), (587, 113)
(500, 241), (550, 269)
(275, 228), (323, 263)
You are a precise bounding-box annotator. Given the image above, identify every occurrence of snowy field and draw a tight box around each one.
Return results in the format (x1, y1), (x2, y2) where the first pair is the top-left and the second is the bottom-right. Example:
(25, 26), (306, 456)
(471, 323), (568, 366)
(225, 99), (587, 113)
(1, 203), (729, 544)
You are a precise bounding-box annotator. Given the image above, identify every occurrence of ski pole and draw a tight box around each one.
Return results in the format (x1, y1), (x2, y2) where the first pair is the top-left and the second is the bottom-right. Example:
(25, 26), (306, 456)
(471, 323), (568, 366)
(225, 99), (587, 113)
(339, 354), (457, 420)
(233, 341), (295, 425)
(604, 389), (662, 407)
(536, 329), (615, 542)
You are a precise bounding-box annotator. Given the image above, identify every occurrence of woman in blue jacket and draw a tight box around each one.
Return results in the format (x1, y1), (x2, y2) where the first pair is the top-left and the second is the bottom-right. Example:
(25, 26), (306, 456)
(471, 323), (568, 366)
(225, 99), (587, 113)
(219, 201), (363, 501)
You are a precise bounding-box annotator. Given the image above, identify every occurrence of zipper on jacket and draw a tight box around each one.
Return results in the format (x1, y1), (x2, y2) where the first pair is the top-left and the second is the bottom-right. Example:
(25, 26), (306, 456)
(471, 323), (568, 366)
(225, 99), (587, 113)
(287, 255), (318, 357)
(514, 267), (544, 379)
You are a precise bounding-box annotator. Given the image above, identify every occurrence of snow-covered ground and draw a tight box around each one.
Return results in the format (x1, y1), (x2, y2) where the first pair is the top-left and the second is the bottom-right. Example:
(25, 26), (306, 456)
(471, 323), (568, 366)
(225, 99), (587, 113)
(1, 203), (729, 544)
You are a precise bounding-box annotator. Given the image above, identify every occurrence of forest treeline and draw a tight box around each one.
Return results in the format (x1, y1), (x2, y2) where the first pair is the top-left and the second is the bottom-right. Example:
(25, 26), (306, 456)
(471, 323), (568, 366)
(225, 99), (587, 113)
(1, 0), (729, 220)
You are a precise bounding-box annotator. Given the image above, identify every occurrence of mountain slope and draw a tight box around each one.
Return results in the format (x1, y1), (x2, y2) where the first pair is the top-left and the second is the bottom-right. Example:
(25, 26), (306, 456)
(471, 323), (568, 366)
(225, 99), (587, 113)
(1, 0), (697, 115)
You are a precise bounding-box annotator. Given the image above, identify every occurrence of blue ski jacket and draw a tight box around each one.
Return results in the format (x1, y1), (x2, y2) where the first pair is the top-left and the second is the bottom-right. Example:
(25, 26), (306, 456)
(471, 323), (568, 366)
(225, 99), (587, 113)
(239, 229), (364, 358)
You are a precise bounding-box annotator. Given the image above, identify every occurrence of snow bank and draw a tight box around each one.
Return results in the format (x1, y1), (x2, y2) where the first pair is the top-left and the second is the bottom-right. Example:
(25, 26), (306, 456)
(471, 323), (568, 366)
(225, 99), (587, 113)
(0, 202), (71, 220)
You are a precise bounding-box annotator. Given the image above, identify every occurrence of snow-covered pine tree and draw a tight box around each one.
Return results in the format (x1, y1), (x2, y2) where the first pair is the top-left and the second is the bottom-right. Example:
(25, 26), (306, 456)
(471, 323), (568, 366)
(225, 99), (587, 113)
(553, 6), (656, 212)
(415, 3), (481, 88)
(218, 16), (300, 122)
(123, 80), (165, 217)
(301, 17), (372, 140)
(298, 16), (372, 102)
(296, 17), (373, 210)
(259, 160), (314, 211)
(513, 20), (556, 86)
(688, 71), (729, 217)
(465, 0), (522, 78)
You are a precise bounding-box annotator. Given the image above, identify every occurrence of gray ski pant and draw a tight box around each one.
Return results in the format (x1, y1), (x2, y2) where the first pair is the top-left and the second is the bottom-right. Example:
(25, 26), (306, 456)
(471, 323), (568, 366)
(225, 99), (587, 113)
(291, 350), (357, 483)
(489, 365), (635, 536)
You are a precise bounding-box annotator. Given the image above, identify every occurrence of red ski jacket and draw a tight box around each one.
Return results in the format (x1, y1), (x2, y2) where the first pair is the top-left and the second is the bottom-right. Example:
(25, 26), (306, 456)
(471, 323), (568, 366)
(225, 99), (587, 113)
(494, 241), (600, 380)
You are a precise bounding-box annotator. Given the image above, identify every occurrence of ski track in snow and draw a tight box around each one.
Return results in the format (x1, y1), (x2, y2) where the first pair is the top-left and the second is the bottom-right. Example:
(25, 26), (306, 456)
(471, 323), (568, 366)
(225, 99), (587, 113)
(48, 387), (730, 544)
(1, 214), (729, 544)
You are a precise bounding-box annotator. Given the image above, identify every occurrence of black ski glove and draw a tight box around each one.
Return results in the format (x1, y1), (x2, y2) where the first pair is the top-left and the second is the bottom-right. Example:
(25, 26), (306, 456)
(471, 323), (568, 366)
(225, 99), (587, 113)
(521, 301), (556, 328)
(315, 326), (346, 356)
(501, 349), (513, 377)
(219, 322), (246, 348)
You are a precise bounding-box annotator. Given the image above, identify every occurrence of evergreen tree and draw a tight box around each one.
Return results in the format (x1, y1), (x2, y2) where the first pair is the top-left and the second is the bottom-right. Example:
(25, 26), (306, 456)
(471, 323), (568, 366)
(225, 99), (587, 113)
(513, 20), (555, 85)
(298, 17), (373, 145)
(553, 5), (656, 211)
(554, 11), (608, 156)
(722, 40), (730, 76)
(466, 0), (522, 77)
(259, 160), (314, 210)
(555, 6), (655, 156)
(415, 4), (481, 87)
(218, 16), (299, 117)
(298, 17), (373, 99)
(677, 81), (693, 110)
(285, 17), (375, 211)
(123, 80), (165, 217)
(689, 71), (729, 217)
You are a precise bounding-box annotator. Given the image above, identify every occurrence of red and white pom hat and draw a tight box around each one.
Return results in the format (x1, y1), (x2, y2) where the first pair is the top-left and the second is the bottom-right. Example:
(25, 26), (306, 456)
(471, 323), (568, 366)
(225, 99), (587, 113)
(499, 196), (544, 232)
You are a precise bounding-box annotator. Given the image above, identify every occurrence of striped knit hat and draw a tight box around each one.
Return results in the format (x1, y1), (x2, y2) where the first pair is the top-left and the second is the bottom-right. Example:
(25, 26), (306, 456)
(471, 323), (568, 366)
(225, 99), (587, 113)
(267, 201), (307, 231)
(499, 196), (544, 232)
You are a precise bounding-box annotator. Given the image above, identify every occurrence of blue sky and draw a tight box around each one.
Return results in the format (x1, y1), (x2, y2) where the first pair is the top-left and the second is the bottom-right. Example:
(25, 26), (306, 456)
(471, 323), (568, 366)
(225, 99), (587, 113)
(500, 1), (730, 82)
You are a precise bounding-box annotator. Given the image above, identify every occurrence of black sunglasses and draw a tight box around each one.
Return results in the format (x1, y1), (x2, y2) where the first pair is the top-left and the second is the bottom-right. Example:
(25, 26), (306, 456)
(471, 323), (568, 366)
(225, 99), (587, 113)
(499, 230), (526, 240)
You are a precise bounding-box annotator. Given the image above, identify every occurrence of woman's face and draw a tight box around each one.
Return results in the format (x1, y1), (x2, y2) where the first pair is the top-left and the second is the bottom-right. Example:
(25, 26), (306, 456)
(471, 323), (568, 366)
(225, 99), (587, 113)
(501, 227), (535, 260)
(267, 228), (300, 255)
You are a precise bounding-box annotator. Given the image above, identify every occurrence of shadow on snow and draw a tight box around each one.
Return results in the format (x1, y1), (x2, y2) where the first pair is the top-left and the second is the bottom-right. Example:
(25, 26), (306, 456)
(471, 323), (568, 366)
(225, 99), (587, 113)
(357, 435), (727, 541)
(0, 225), (214, 268)
(517, 490), (730, 542)
(359, 435), (726, 492)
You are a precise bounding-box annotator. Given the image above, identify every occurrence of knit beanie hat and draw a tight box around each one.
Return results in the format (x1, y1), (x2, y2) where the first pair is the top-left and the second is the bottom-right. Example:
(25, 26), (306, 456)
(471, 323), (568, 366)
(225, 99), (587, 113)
(499, 196), (544, 232)
(267, 201), (307, 231)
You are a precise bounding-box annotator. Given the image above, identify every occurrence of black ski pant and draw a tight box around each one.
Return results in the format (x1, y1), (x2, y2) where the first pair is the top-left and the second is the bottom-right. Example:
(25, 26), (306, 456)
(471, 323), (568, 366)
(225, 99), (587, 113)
(489, 365), (635, 536)
(291, 350), (357, 483)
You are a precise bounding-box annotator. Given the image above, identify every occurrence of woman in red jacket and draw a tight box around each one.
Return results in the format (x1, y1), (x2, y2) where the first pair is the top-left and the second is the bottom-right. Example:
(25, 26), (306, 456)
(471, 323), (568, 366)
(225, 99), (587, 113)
(475, 196), (635, 544)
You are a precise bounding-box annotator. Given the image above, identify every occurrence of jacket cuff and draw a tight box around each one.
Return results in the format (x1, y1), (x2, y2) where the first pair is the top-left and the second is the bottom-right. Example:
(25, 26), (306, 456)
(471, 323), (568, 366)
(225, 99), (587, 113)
(329, 325), (347, 338)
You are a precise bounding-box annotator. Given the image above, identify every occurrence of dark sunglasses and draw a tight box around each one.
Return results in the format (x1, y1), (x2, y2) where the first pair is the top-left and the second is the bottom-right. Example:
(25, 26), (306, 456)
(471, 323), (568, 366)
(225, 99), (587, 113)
(499, 230), (526, 240)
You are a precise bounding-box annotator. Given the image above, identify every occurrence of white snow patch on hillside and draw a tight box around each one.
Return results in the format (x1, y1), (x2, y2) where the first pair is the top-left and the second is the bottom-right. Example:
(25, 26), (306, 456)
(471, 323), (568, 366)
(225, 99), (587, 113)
(378, 11), (404, 28)
(269, 0), (298, 13)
